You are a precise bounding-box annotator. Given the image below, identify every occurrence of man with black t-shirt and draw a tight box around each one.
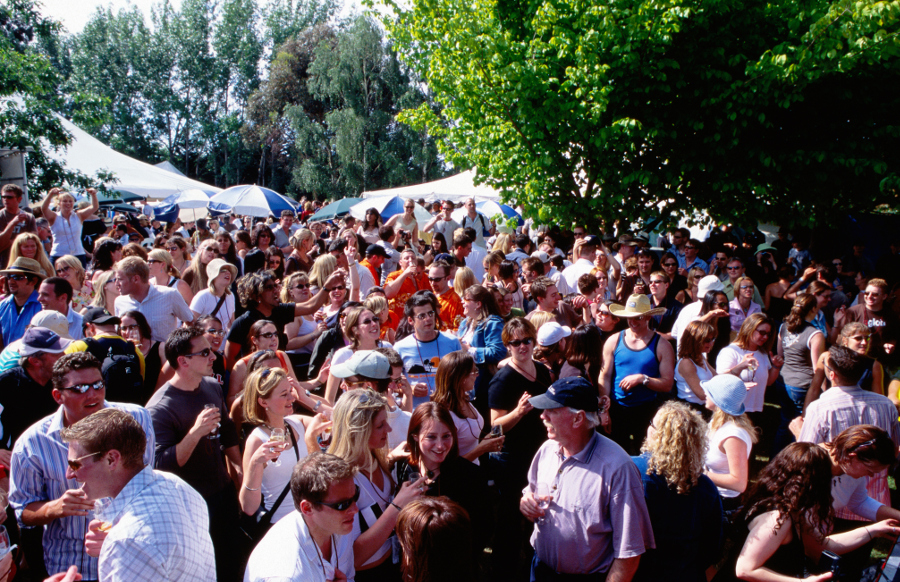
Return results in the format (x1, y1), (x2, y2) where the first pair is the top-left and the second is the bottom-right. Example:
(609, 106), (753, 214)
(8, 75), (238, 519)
(224, 268), (346, 367)
(147, 327), (246, 582)
(834, 278), (899, 367)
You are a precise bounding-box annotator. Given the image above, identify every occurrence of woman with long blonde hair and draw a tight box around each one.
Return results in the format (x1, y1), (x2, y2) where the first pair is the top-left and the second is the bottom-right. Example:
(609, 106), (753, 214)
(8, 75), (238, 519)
(181, 239), (219, 295)
(54, 254), (92, 312)
(633, 400), (722, 582)
(328, 389), (424, 578)
(147, 248), (193, 306)
(8, 232), (55, 276)
(308, 253), (337, 293)
(90, 270), (119, 315)
(453, 267), (476, 298)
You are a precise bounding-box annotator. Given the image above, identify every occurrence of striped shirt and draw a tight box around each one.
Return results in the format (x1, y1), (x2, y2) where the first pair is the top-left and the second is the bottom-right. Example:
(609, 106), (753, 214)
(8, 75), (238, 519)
(799, 384), (900, 520)
(9, 402), (156, 579)
(99, 467), (214, 582)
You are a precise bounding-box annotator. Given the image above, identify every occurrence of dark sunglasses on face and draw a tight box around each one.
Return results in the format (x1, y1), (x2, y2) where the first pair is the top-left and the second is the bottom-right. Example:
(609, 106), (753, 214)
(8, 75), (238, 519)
(360, 317), (381, 326)
(427, 276), (445, 282)
(715, 301), (729, 308)
(317, 484), (361, 511)
(327, 285), (346, 292)
(256, 332), (277, 340)
(7, 274), (28, 281)
(62, 380), (105, 394)
(507, 338), (533, 348)
(726, 266), (742, 271)
(184, 348), (212, 358)
(663, 262), (677, 267)
(167, 246), (180, 252)
(205, 328), (226, 336)
(67, 451), (102, 471)
(291, 284), (311, 290)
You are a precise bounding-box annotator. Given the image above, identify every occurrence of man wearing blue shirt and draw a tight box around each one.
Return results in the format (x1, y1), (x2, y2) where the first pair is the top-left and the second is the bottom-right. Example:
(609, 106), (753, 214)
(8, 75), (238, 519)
(0, 257), (44, 346)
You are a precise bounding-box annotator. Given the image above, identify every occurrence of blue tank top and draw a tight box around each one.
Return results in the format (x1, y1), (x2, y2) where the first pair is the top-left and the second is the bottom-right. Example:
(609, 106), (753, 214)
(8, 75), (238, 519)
(612, 331), (661, 406)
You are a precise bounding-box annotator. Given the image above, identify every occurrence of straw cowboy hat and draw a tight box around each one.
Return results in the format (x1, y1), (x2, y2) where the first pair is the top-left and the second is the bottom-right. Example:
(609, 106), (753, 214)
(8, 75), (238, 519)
(608, 294), (666, 318)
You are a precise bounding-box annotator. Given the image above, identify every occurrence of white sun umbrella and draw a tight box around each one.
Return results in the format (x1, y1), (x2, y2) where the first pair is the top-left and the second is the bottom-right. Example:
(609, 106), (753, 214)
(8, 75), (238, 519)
(208, 185), (298, 218)
(169, 189), (213, 209)
(349, 195), (433, 230)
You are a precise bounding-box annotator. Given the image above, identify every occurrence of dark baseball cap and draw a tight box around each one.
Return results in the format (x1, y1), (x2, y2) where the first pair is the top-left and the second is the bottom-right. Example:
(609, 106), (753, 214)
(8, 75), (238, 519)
(582, 235), (602, 247)
(83, 307), (121, 326)
(528, 376), (599, 412)
(366, 244), (387, 258)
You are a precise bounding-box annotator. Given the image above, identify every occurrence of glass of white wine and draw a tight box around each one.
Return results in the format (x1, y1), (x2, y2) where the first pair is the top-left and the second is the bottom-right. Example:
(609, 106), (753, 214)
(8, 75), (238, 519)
(269, 428), (286, 467)
(535, 483), (551, 524)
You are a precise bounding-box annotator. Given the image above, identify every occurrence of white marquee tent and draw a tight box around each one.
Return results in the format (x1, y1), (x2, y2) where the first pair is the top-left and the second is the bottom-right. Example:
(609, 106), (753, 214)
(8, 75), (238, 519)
(47, 114), (221, 201)
(361, 169), (502, 203)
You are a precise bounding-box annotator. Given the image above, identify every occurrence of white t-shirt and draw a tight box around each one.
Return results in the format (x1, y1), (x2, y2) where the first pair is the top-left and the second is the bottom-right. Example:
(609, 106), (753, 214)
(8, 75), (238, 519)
(450, 409), (484, 465)
(190, 290), (235, 329)
(715, 345), (771, 413)
(387, 407), (411, 451)
(675, 357), (714, 404)
(706, 421), (753, 498)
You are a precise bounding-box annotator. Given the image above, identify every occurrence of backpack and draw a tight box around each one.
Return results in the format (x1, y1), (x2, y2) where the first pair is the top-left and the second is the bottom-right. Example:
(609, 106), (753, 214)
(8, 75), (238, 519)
(83, 337), (144, 395)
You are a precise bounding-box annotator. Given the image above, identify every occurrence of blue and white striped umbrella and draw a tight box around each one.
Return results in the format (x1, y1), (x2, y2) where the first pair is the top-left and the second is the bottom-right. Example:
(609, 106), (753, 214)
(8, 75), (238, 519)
(208, 185), (298, 218)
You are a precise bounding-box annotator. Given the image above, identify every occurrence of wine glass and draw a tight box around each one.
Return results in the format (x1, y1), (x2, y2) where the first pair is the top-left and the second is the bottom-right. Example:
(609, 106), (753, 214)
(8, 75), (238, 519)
(269, 428), (286, 467)
(93, 497), (114, 532)
(535, 483), (551, 524)
(203, 403), (220, 440)
(489, 424), (503, 439)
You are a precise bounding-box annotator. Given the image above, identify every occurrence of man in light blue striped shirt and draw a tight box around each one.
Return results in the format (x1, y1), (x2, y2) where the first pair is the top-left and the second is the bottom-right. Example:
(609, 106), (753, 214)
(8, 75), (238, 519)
(9, 352), (155, 580)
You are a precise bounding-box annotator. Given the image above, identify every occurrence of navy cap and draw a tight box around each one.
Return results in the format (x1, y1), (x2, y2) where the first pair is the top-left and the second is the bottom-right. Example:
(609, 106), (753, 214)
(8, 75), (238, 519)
(528, 376), (599, 412)
(366, 244), (387, 258)
(582, 235), (602, 247)
(19, 327), (71, 356)
(433, 253), (454, 264)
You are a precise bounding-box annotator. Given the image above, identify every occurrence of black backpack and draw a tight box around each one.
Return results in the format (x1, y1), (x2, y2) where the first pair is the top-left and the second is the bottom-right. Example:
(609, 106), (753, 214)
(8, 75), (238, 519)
(83, 337), (144, 398)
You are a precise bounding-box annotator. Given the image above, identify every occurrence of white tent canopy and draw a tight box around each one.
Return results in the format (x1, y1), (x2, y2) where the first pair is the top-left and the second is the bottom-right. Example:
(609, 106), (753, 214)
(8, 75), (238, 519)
(361, 169), (502, 203)
(48, 115), (221, 201)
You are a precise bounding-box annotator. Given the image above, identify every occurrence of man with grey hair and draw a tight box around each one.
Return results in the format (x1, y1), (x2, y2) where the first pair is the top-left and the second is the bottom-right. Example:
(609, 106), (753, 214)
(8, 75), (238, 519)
(244, 453), (359, 582)
(61, 408), (214, 582)
(520, 376), (654, 582)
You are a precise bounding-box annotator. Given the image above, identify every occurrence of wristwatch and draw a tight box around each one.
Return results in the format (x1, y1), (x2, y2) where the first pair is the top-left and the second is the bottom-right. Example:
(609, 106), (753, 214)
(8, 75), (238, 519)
(642, 374), (650, 386)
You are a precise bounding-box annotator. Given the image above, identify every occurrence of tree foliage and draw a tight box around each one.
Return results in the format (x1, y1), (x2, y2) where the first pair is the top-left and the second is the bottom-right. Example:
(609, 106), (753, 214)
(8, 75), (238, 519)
(380, 0), (900, 229)
(0, 0), (109, 197)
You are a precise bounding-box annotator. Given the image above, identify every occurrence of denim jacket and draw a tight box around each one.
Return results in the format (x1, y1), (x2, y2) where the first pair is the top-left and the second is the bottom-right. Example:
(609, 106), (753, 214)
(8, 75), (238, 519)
(458, 315), (506, 365)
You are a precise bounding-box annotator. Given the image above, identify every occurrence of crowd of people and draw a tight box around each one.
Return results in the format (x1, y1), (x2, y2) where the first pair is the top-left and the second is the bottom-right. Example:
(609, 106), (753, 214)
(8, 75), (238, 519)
(0, 181), (899, 582)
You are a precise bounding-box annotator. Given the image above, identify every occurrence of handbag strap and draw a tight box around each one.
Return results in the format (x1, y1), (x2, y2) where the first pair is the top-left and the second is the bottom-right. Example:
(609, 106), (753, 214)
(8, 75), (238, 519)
(211, 293), (227, 319)
(260, 423), (301, 525)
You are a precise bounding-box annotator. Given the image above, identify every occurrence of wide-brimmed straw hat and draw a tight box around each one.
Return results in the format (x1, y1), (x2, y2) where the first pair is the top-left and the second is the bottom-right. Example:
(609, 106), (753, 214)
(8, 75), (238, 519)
(0, 257), (45, 281)
(608, 294), (666, 318)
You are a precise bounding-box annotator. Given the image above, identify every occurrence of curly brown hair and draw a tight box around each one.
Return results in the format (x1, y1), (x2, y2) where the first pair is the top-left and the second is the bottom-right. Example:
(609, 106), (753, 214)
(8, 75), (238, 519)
(739, 442), (833, 541)
(641, 401), (708, 494)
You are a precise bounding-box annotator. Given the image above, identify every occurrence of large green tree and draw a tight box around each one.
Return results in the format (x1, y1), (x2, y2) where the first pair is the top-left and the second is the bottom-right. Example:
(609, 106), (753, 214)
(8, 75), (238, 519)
(1, 0), (109, 197)
(380, 0), (900, 229)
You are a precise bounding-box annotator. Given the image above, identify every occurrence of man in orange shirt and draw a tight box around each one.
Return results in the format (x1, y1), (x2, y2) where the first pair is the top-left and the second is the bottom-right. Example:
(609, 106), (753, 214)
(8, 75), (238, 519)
(384, 249), (429, 328)
(428, 260), (464, 332)
(360, 244), (387, 284)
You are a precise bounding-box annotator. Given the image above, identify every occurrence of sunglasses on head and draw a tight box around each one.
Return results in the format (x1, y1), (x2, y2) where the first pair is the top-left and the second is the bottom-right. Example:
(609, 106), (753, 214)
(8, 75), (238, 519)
(507, 338), (533, 348)
(317, 484), (361, 511)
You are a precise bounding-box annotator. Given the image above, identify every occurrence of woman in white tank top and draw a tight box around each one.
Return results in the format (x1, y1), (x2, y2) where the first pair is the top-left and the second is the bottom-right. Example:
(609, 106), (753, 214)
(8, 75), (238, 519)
(41, 187), (99, 263)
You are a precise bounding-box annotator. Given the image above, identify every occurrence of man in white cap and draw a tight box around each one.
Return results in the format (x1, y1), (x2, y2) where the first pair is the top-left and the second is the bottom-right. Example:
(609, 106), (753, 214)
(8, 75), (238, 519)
(669, 274), (727, 348)
(0, 310), (70, 373)
(599, 294), (675, 455)
(0, 327), (71, 450)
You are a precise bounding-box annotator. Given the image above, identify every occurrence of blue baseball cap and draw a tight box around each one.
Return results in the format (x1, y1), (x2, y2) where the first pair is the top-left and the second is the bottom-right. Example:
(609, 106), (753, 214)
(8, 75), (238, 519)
(528, 376), (599, 412)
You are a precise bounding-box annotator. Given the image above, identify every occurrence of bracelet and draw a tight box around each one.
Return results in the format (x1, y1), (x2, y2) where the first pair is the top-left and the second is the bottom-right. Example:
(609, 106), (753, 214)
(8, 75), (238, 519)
(313, 401), (322, 411)
(390, 501), (402, 511)
(243, 484), (260, 491)
(866, 526), (872, 541)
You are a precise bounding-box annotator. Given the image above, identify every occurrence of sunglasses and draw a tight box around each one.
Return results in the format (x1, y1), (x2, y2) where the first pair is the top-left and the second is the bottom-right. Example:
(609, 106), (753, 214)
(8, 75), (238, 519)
(715, 301), (729, 308)
(326, 285), (346, 292)
(427, 276), (445, 282)
(414, 310), (435, 320)
(56, 265), (73, 274)
(67, 451), (103, 471)
(507, 338), (534, 348)
(684, 246), (697, 250)
(205, 328), (226, 336)
(649, 280), (666, 285)
(360, 317), (381, 326)
(754, 329), (771, 337)
(7, 273), (29, 281)
(62, 380), (105, 393)
(739, 285), (754, 290)
(1, 195), (18, 200)
(317, 484), (361, 511)
(184, 348), (212, 358)
(167, 246), (180, 252)
(849, 335), (870, 342)
(726, 266), (742, 271)
(662, 262), (677, 267)
(256, 332), (278, 339)
(147, 259), (162, 264)
(291, 284), (311, 291)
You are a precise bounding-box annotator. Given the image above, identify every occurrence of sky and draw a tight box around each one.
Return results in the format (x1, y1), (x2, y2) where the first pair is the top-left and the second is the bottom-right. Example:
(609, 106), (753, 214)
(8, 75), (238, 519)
(41, 0), (365, 34)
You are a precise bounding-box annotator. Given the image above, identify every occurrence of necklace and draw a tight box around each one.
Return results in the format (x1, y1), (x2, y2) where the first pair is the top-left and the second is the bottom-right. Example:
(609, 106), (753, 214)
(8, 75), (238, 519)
(308, 527), (336, 581)
(414, 333), (441, 372)
(510, 359), (536, 382)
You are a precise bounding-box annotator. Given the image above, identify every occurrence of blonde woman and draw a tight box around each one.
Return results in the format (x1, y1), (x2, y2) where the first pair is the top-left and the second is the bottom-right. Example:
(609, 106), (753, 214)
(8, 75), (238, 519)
(633, 401), (722, 582)
(8, 232), (55, 276)
(453, 266), (476, 298)
(41, 186), (98, 265)
(282, 272), (325, 354)
(482, 250), (504, 287)
(239, 367), (328, 525)
(147, 248), (193, 306)
(284, 229), (315, 276)
(54, 254), (93, 312)
(90, 270), (119, 314)
(364, 295), (396, 344)
(328, 389), (424, 576)
(190, 258), (237, 330)
(181, 239), (219, 295)
(324, 306), (393, 404)
(491, 232), (511, 256)
(703, 374), (758, 510)
(308, 253), (338, 294)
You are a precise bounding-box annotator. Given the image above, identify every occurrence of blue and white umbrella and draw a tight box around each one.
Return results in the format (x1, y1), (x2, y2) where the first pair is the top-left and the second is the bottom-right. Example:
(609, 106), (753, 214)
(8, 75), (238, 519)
(162, 189), (213, 209)
(208, 185), (298, 218)
(309, 197), (362, 222)
(451, 200), (521, 223)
